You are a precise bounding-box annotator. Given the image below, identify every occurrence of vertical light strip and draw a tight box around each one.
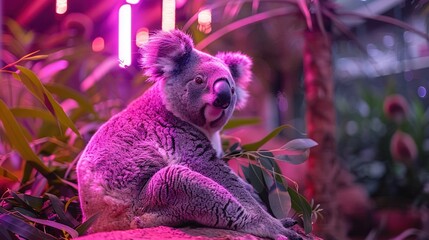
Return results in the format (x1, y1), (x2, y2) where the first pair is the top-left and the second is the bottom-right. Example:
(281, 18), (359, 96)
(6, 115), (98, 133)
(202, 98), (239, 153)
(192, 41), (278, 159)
(126, 0), (140, 4)
(162, 0), (175, 31)
(56, 0), (67, 15)
(118, 4), (132, 68)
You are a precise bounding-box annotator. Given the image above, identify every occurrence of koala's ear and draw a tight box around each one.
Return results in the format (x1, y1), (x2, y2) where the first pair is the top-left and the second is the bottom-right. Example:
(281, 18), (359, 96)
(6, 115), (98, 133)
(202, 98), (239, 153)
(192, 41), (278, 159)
(216, 52), (252, 109)
(140, 30), (194, 79)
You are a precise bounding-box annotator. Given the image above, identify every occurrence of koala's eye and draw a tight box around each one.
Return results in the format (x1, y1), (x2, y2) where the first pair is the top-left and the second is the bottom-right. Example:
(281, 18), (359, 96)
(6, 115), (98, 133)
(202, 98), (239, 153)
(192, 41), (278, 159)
(194, 76), (204, 84)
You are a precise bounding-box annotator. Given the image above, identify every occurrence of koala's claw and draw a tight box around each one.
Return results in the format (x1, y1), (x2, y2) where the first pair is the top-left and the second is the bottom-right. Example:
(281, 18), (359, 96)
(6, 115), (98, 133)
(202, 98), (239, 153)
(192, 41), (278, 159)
(280, 218), (298, 228)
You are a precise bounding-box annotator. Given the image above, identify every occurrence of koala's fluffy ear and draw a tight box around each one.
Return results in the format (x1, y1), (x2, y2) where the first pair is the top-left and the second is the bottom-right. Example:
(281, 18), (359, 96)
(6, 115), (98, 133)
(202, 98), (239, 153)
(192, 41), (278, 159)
(216, 52), (252, 109)
(140, 30), (194, 79)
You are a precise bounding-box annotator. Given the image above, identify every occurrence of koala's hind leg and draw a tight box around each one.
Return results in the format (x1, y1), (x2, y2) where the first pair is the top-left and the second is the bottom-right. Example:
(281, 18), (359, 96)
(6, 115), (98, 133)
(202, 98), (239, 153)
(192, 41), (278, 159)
(132, 165), (302, 240)
(132, 164), (249, 230)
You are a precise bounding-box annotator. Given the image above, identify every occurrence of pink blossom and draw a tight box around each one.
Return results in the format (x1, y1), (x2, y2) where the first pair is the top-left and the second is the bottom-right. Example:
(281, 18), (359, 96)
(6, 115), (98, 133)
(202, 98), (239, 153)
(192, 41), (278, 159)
(383, 94), (409, 123)
(390, 131), (417, 164)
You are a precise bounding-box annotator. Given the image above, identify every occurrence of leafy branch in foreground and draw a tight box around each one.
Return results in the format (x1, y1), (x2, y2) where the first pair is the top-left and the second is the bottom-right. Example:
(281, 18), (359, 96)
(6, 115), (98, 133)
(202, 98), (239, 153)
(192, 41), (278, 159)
(0, 190), (98, 240)
(222, 124), (319, 234)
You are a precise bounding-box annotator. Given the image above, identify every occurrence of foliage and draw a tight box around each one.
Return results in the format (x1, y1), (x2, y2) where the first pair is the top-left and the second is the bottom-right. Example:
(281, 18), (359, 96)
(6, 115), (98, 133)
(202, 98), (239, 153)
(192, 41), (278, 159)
(222, 124), (319, 234)
(0, 19), (317, 239)
(336, 83), (429, 208)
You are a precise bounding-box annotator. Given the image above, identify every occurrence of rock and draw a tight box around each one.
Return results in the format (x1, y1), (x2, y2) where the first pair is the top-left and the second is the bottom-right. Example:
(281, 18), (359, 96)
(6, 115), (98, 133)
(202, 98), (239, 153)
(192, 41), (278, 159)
(75, 225), (320, 240)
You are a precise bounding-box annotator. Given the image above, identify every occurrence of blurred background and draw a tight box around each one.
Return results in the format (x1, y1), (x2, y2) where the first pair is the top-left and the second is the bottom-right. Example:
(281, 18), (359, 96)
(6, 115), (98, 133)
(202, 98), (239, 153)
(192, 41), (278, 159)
(2, 0), (429, 239)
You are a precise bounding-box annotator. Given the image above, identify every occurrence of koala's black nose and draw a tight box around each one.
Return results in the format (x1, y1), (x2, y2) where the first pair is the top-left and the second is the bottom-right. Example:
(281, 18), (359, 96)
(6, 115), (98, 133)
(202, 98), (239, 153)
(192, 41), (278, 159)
(213, 79), (232, 109)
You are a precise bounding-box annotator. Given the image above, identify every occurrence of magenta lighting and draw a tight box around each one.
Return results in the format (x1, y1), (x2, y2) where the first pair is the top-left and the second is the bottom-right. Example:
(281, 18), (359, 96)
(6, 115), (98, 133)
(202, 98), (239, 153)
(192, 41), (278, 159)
(162, 0), (175, 31)
(126, 0), (140, 4)
(56, 0), (67, 15)
(118, 4), (132, 68)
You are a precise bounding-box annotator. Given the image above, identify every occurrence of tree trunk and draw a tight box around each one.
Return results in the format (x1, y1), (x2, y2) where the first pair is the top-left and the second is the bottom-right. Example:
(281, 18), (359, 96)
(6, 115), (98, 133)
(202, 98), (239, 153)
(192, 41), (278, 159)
(303, 30), (348, 240)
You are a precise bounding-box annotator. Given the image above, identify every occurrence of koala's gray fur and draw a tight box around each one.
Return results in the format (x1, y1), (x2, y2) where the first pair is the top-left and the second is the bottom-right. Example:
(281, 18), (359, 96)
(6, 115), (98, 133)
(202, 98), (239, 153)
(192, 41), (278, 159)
(77, 30), (301, 240)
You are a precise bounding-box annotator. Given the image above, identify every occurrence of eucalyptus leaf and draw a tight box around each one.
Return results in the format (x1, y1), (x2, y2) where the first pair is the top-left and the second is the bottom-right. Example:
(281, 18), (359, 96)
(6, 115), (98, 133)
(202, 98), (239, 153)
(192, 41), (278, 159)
(11, 107), (57, 123)
(277, 151), (310, 165)
(15, 65), (81, 137)
(268, 188), (291, 219)
(75, 212), (101, 236)
(243, 124), (292, 151)
(20, 214), (79, 239)
(0, 213), (57, 240)
(223, 117), (260, 130)
(45, 193), (79, 227)
(288, 187), (312, 234)
(0, 99), (53, 179)
(245, 164), (265, 193)
(45, 84), (98, 117)
(282, 138), (318, 150)
(0, 167), (19, 182)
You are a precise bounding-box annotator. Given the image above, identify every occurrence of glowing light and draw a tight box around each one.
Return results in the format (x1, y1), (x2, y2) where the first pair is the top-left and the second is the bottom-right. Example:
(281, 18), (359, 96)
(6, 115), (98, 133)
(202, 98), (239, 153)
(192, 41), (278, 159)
(162, 0), (176, 31)
(119, 4), (132, 68)
(126, 0), (140, 4)
(56, 0), (67, 15)
(136, 28), (149, 47)
(92, 37), (105, 52)
(418, 86), (427, 98)
(198, 9), (212, 34)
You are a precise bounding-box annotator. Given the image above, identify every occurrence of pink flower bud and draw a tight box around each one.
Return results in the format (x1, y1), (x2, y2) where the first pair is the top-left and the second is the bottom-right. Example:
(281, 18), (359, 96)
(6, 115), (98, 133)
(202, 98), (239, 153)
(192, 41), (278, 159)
(390, 131), (417, 164)
(383, 95), (409, 123)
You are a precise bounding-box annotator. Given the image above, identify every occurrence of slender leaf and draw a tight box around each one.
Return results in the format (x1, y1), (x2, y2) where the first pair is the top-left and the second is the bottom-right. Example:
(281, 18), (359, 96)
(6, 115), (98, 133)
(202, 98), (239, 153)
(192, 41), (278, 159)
(45, 193), (79, 227)
(242, 125), (291, 151)
(11, 107), (57, 123)
(0, 99), (53, 179)
(75, 213), (101, 236)
(223, 117), (260, 130)
(45, 84), (98, 116)
(19, 214), (78, 239)
(0, 213), (57, 240)
(0, 226), (13, 240)
(248, 164), (265, 193)
(22, 194), (44, 212)
(0, 167), (19, 182)
(24, 55), (48, 61)
(15, 65), (81, 137)
(288, 187), (312, 234)
(297, 0), (312, 30)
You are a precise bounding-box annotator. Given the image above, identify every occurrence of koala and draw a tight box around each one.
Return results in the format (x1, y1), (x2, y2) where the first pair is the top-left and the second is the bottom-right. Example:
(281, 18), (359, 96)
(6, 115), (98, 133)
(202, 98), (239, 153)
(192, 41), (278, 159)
(77, 30), (302, 240)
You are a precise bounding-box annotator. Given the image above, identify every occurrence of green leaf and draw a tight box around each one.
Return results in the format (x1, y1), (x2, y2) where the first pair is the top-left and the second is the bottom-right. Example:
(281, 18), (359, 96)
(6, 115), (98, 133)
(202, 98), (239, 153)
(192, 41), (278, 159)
(45, 84), (98, 117)
(247, 163), (266, 193)
(24, 55), (48, 61)
(0, 212), (57, 240)
(45, 193), (79, 227)
(75, 213), (101, 236)
(242, 125), (292, 151)
(11, 107), (57, 123)
(0, 167), (19, 182)
(0, 99), (53, 180)
(0, 226), (13, 240)
(268, 188), (291, 219)
(223, 117), (260, 130)
(288, 187), (312, 234)
(19, 214), (79, 239)
(22, 194), (44, 213)
(15, 65), (81, 137)
(276, 139), (318, 165)
(282, 138), (318, 150)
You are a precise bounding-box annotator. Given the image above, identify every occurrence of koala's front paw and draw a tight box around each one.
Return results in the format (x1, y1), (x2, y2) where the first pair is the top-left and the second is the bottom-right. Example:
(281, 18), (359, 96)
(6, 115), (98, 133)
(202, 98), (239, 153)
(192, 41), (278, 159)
(280, 218), (298, 228)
